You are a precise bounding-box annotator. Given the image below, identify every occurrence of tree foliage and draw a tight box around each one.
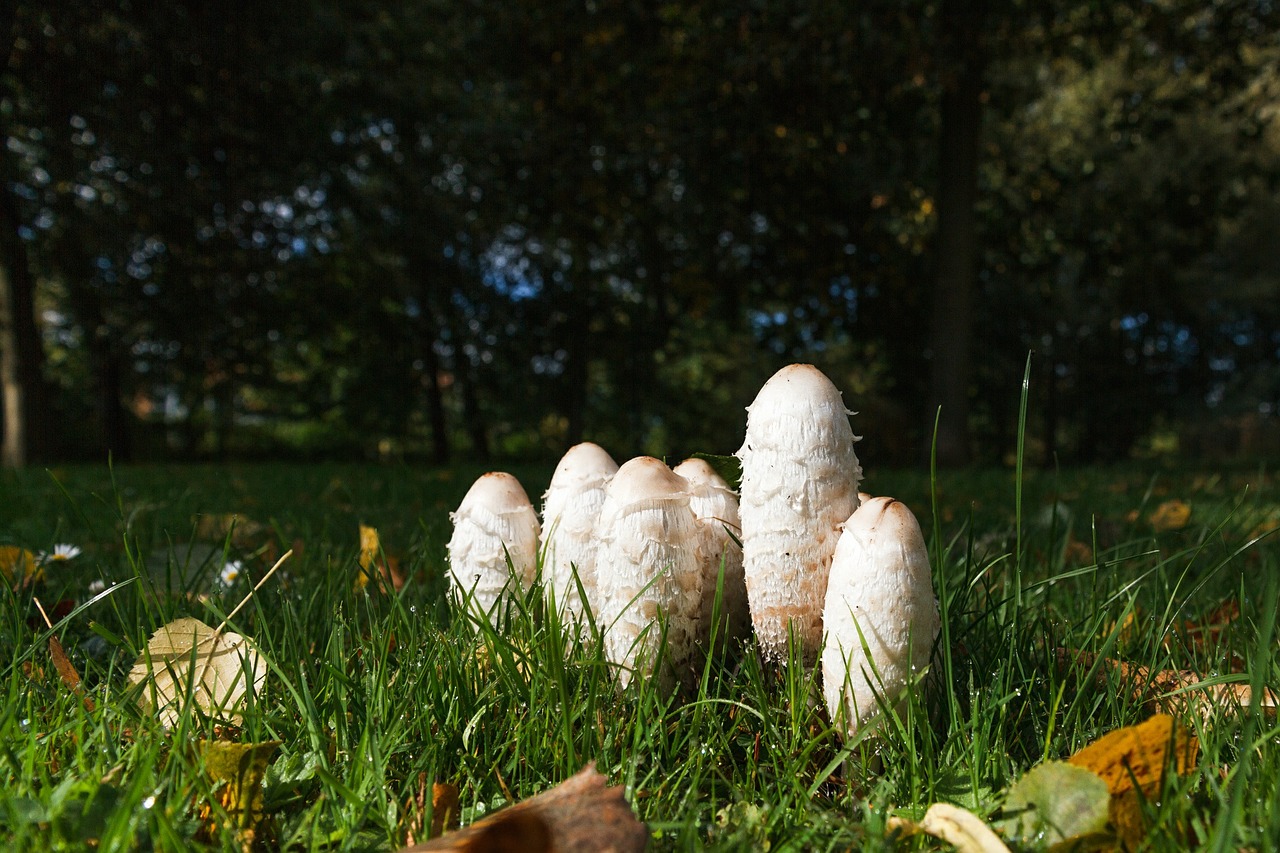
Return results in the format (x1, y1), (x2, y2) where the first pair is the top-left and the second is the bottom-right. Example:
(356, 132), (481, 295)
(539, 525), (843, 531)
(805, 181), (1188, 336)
(2, 0), (1277, 465)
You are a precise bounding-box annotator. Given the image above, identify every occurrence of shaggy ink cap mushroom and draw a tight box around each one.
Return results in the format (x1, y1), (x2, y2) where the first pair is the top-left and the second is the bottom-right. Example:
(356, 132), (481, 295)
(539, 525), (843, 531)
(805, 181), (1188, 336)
(737, 363), (863, 664)
(447, 472), (541, 624)
(822, 496), (940, 740)
(672, 458), (750, 650)
(541, 442), (619, 624)
(595, 456), (705, 691)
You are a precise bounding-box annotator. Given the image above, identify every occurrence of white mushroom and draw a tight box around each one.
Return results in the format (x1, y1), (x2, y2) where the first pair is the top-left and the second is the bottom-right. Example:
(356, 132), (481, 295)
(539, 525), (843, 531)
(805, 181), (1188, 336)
(540, 441), (619, 624)
(736, 363), (863, 663)
(595, 456), (705, 690)
(447, 472), (541, 623)
(822, 497), (940, 740)
(672, 457), (750, 650)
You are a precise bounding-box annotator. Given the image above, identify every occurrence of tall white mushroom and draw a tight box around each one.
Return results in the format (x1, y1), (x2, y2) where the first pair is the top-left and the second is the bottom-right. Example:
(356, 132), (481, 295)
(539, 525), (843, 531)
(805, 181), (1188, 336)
(595, 456), (705, 690)
(822, 497), (940, 740)
(736, 363), (862, 663)
(672, 457), (750, 650)
(447, 472), (541, 623)
(540, 441), (619, 624)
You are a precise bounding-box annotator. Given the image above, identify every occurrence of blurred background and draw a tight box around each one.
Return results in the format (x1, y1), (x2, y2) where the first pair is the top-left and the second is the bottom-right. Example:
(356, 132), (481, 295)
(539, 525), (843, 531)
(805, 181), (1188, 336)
(2, 1), (1277, 469)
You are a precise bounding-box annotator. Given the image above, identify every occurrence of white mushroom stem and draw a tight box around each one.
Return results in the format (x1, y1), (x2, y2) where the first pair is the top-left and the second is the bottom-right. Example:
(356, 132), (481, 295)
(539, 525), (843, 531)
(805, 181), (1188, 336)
(737, 363), (862, 663)
(822, 497), (940, 740)
(672, 458), (750, 649)
(595, 456), (705, 690)
(447, 472), (541, 623)
(540, 442), (619, 625)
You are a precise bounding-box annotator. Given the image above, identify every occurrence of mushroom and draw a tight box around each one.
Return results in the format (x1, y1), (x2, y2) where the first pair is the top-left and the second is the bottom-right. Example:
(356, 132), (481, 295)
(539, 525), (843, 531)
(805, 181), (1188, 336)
(672, 457), (750, 650)
(821, 496), (940, 740)
(540, 441), (619, 624)
(736, 363), (863, 663)
(447, 472), (541, 623)
(595, 456), (704, 690)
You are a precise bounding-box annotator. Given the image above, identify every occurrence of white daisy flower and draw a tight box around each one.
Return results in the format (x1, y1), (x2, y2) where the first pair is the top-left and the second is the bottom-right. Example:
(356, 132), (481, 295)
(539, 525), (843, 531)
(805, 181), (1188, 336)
(37, 543), (82, 565)
(88, 579), (106, 594)
(220, 560), (243, 585)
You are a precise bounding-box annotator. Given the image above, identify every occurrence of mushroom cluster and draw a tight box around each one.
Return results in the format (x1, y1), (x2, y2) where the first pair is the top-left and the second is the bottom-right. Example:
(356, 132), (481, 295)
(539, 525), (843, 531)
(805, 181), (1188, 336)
(444, 362), (939, 739)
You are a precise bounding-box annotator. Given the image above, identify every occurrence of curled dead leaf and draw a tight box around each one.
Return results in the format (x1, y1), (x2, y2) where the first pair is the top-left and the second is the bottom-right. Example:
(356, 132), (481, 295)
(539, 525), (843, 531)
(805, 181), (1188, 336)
(1147, 500), (1191, 532)
(888, 803), (1010, 853)
(401, 764), (646, 853)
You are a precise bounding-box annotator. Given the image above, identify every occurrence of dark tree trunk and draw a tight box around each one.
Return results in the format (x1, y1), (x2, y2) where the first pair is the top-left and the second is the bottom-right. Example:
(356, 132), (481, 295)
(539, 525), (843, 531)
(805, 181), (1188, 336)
(0, 185), (53, 467)
(925, 0), (987, 467)
(458, 367), (490, 461)
(422, 338), (450, 465)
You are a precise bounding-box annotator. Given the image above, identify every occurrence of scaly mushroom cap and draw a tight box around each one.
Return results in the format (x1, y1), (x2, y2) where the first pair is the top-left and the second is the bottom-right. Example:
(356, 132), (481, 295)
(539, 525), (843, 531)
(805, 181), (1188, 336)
(541, 442), (619, 623)
(737, 363), (862, 663)
(447, 472), (541, 623)
(672, 458), (750, 649)
(595, 456), (705, 690)
(821, 497), (940, 740)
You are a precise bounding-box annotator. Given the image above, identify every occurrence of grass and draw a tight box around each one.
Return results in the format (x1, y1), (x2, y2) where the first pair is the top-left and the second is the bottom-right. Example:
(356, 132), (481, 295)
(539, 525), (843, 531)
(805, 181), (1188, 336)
(0, 453), (1277, 850)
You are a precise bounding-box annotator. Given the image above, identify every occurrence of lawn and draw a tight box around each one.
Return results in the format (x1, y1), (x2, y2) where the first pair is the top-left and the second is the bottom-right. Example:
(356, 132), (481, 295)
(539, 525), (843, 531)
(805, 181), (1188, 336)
(1, 456), (1277, 850)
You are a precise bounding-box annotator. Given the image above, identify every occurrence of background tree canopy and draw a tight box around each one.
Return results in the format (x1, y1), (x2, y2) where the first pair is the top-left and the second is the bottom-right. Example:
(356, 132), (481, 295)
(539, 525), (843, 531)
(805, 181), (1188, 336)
(2, 0), (1278, 468)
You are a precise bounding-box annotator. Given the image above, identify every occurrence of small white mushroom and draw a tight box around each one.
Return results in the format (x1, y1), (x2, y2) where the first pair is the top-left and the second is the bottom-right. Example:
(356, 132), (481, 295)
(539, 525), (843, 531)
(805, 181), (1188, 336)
(737, 363), (863, 663)
(447, 472), (541, 622)
(595, 456), (705, 690)
(822, 497), (940, 740)
(672, 458), (750, 650)
(540, 441), (619, 624)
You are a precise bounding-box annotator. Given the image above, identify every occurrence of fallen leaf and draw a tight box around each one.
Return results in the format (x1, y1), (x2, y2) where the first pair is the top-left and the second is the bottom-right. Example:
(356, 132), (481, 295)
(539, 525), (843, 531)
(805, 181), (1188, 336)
(432, 782), (461, 837)
(0, 546), (39, 586)
(997, 760), (1110, 848)
(401, 764), (647, 853)
(1057, 648), (1277, 720)
(196, 739), (281, 842)
(1148, 500), (1191, 532)
(888, 802), (1010, 853)
(357, 524), (405, 592)
(127, 617), (266, 727)
(1067, 714), (1198, 849)
(194, 513), (272, 550)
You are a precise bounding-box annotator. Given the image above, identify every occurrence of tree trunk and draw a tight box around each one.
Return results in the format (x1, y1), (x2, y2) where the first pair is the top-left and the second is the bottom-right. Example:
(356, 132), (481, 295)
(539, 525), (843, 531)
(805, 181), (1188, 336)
(0, 187), (53, 467)
(925, 0), (987, 467)
(422, 338), (450, 465)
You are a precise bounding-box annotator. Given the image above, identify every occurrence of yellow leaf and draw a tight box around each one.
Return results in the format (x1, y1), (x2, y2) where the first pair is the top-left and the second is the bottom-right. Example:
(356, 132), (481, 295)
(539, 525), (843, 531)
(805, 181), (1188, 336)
(1147, 500), (1191, 532)
(1067, 714), (1198, 849)
(356, 523), (380, 590)
(0, 546), (38, 586)
(126, 617), (265, 727)
(195, 739), (281, 841)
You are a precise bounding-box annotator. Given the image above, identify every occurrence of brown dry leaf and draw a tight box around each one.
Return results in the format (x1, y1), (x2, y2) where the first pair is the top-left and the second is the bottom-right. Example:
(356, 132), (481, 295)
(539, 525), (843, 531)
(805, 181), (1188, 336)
(194, 513), (272, 550)
(1067, 714), (1198, 849)
(887, 803), (1010, 853)
(1057, 648), (1277, 721)
(1062, 537), (1093, 566)
(432, 782), (462, 837)
(401, 764), (647, 853)
(1147, 500), (1191, 532)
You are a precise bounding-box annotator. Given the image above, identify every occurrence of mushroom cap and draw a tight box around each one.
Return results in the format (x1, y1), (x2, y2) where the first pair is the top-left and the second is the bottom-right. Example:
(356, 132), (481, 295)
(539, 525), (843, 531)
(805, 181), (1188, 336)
(736, 363), (862, 663)
(456, 471), (538, 516)
(448, 472), (541, 622)
(737, 364), (859, 458)
(546, 442), (619, 493)
(822, 497), (940, 740)
(671, 457), (727, 490)
(607, 455), (690, 505)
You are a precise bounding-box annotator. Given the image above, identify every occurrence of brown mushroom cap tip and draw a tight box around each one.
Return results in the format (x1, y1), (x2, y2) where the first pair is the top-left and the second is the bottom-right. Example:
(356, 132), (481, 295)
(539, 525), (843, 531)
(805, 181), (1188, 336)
(457, 471), (535, 513)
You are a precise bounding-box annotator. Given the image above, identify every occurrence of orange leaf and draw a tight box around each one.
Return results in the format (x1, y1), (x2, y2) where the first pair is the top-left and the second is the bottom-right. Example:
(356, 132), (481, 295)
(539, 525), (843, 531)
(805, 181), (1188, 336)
(1147, 500), (1191, 532)
(432, 782), (461, 837)
(1067, 715), (1198, 849)
(0, 546), (39, 586)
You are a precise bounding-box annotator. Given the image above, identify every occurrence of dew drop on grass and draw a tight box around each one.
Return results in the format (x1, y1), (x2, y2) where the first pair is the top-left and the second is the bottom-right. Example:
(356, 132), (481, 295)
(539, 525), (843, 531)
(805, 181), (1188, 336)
(142, 795), (156, 809)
